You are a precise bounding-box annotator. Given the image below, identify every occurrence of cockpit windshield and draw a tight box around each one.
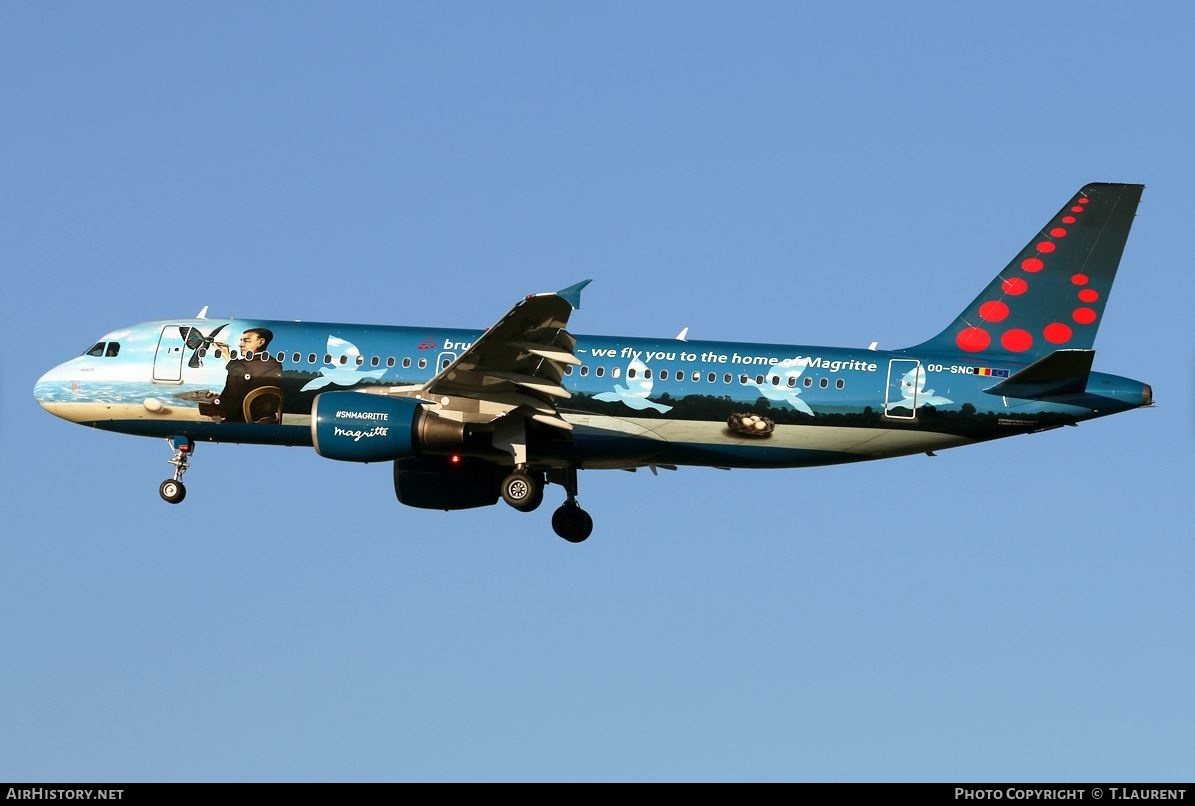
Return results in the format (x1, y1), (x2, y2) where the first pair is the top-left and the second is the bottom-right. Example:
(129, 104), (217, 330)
(83, 341), (121, 358)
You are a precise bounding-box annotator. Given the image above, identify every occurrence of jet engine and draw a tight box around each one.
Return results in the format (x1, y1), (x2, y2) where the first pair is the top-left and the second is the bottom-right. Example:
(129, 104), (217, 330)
(311, 391), (468, 462)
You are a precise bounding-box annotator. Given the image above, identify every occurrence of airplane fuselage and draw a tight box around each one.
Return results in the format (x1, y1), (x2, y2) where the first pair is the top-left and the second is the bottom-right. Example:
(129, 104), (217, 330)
(31, 183), (1154, 542)
(35, 317), (1150, 470)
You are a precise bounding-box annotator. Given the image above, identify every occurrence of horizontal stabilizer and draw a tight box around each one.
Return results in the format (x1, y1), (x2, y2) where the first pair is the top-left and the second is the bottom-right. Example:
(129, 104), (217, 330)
(984, 349), (1095, 399)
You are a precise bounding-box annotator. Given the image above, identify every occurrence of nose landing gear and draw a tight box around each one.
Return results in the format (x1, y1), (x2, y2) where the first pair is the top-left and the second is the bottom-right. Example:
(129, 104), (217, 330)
(159, 436), (193, 504)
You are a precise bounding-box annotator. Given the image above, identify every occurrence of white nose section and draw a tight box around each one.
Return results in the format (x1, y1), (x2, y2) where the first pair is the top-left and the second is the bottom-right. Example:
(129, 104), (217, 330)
(33, 360), (83, 419)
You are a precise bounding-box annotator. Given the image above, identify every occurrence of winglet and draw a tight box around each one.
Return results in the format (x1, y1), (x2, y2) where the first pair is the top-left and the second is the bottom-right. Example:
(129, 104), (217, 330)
(557, 279), (592, 310)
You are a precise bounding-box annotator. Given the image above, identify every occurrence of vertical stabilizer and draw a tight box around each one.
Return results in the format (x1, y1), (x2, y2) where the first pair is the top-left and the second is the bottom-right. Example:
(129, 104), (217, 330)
(906, 183), (1144, 360)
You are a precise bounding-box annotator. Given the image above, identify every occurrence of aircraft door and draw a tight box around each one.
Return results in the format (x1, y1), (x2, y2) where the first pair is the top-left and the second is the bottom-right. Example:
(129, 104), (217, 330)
(884, 359), (921, 420)
(153, 326), (187, 383)
(435, 351), (457, 373)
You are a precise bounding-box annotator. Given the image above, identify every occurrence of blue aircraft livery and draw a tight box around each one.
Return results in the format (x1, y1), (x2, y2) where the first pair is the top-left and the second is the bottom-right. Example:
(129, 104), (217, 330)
(35, 182), (1152, 542)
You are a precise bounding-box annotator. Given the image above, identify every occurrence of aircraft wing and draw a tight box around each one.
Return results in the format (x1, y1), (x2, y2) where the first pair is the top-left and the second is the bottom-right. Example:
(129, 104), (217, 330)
(419, 280), (591, 430)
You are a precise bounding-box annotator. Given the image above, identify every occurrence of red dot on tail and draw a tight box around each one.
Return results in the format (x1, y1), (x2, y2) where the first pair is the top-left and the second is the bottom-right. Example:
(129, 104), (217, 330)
(1044, 323), (1072, 343)
(979, 300), (1010, 322)
(1078, 289), (1099, 303)
(1001, 329), (1033, 352)
(1071, 273), (1089, 285)
(956, 327), (991, 352)
(1078, 198), (1089, 204)
(1073, 307), (1097, 324)
(1021, 257), (1045, 272)
(1036, 242), (1056, 253)
(1002, 278), (1028, 295)
(1071, 206), (1084, 213)
(1062, 215), (1076, 224)
(1050, 227), (1067, 237)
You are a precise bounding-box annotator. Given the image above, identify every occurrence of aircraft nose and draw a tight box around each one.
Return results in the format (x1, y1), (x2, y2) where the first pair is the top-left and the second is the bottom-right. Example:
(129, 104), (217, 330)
(34, 361), (75, 414)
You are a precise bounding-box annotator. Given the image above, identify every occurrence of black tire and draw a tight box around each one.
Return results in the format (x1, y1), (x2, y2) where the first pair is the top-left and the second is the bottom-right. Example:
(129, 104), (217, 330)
(552, 502), (593, 543)
(501, 471), (541, 512)
(159, 479), (186, 504)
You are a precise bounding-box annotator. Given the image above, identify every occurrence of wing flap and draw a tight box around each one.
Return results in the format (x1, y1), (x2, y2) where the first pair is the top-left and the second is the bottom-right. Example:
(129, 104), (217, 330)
(402, 282), (590, 432)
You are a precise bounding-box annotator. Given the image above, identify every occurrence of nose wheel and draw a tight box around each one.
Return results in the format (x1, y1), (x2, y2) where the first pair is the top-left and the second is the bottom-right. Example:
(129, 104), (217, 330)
(159, 436), (194, 505)
(159, 478), (186, 504)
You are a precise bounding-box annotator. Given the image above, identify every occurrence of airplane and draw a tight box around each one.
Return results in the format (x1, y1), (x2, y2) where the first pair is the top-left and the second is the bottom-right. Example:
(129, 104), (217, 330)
(34, 182), (1152, 543)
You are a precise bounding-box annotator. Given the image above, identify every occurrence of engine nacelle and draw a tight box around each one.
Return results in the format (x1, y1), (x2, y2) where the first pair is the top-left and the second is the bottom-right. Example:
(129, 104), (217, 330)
(311, 392), (424, 462)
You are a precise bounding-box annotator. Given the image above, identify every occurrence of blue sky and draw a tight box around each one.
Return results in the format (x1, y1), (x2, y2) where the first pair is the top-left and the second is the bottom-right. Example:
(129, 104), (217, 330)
(2, 2), (1192, 782)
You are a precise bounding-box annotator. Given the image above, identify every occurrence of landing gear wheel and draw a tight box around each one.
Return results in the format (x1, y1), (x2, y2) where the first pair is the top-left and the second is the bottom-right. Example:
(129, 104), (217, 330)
(501, 470), (542, 512)
(159, 479), (186, 504)
(552, 501), (593, 543)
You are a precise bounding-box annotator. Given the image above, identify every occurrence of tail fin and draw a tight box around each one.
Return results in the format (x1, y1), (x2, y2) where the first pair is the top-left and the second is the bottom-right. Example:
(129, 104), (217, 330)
(907, 182), (1144, 360)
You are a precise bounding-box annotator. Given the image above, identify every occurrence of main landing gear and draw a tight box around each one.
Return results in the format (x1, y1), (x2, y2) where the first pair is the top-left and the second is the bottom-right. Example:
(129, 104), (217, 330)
(500, 465), (593, 543)
(159, 436), (193, 504)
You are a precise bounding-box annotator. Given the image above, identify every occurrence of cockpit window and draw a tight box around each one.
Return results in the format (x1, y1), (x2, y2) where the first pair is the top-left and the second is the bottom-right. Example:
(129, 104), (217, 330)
(105, 342), (120, 357)
(85, 342), (105, 357)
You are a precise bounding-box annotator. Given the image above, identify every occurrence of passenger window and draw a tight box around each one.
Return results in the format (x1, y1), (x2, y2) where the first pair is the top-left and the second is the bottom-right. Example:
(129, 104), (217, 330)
(770, 375), (779, 386)
(659, 369), (669, 380)
(644, 369), (652, 380)
(441, 358), (450, 369)
(628, 368), (637, 379)
(565, 365), (573, 375)
(324, 353), (332, 364)
(707, 372), (715, 383)
(387, 357), (395, 367)
(739, 373), (748, 384)
(292, 352), (301, 364)
(85, 342), (105, 357)
(106, 343), (120, 357)
(788, 376), (796, 387)
(339, 355), (348, 365)
(418, 358), (427, 369)
(276, 351), (285, 362)
(402, 357), (411, 368)
(308, 353), (317, 364)
(357, 355), (365, 366)
(612, 367), (621, 379)
(695, 372), (703, 383)
(580, 366), (589, 376)
(836, 378), (845, 389)
(371, 356), (380, 367)
(755, 374), (764, 385)
(820, 378), (829, 388)
(803, 377), (812, 388)
(724, 373), (732, 384)
(230, 350), (240, 360)
(596, 366), (605, 377)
